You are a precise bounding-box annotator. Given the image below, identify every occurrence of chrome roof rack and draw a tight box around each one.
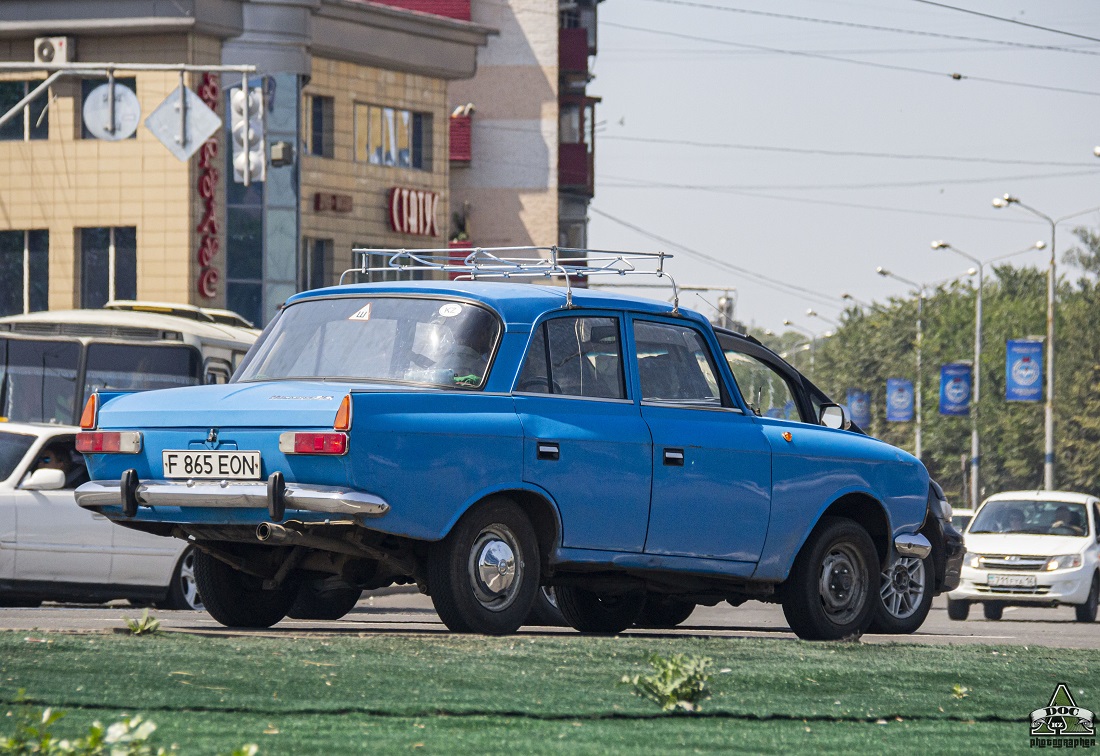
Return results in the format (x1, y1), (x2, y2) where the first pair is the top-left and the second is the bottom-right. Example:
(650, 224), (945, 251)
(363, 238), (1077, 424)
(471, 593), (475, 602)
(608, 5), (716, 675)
(341, 246), (679, 311)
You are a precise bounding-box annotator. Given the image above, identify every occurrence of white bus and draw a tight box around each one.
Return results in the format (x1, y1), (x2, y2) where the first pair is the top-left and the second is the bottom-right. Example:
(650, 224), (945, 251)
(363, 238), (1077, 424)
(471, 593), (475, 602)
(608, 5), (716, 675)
(0, 302), (258, 426)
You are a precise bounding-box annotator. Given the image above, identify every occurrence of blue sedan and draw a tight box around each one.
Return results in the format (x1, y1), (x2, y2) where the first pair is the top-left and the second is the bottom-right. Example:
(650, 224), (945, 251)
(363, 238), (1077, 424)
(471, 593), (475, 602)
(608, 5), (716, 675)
(76, 277), (948, 639)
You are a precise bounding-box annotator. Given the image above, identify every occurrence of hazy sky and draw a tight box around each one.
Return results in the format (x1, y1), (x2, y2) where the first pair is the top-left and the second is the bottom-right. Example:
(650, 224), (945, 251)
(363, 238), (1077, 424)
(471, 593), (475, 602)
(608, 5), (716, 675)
(587, 0), (1100, 332)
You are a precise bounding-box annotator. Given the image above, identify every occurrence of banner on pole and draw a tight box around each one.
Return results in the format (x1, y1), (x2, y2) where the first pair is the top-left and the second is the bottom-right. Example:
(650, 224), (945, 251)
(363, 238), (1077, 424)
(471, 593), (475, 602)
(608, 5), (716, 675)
(1006, 339), (1043, 402)
(886, 378), (914, 422)
(939, 363), (972, 416)
(846, 389), (872, 428)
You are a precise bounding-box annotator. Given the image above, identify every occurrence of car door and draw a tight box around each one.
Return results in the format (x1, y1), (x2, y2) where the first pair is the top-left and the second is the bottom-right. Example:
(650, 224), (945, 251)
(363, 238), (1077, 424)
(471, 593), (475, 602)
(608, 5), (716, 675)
(514, 313), (653, 552)
(107, 522), (180, 586)
(633, 318), (772, 563)
(0, 429), (39, 581)
(12, 436), (113, 584)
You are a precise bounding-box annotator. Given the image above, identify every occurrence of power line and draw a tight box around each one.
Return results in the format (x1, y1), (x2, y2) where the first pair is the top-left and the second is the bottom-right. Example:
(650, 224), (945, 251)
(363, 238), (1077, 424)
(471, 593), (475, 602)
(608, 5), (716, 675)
(598, 134), (1091, 167)
(642, 0), (1100, 56)
(603, 21), (1100, 98)
(589, 206), (843, 308)
(600, 167), (1100, 192)
(909, 0), (1100, 45)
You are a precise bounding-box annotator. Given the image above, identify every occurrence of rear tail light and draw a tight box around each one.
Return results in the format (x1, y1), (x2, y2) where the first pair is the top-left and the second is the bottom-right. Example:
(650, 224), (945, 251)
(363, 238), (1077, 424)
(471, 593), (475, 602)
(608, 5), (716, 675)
(76, 431), (143, 453)
(80, 395), (98, 430)
(278, 432), (348, 455)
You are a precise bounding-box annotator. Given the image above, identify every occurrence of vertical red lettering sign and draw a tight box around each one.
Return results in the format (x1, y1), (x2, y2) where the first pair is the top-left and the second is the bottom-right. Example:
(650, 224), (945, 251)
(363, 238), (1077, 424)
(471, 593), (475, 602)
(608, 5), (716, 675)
(196, 73), (221, 299)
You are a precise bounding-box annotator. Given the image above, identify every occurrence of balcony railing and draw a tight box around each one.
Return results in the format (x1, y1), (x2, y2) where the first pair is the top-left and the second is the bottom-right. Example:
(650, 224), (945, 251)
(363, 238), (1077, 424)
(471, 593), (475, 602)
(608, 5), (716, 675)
(558, 142), (593, 196)
(449, 114), (472, 163)
(370, 0), (471, 22)
(559, 27), (589, 76)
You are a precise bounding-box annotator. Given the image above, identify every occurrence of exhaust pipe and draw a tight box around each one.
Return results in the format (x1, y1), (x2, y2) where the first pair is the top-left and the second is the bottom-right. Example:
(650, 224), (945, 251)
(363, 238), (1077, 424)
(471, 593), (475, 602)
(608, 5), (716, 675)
(256, 521), (291, 543)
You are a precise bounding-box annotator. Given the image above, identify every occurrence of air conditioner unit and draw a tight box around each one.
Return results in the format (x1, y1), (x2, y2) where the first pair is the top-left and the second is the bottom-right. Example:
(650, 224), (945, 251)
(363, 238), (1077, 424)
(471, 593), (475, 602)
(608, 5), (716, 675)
(34, 37), (75, 65)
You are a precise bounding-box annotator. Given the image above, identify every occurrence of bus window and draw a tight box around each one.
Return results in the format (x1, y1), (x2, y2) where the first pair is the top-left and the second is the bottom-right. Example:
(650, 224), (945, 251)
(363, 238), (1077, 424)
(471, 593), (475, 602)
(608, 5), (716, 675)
(0, 338), (81, 425)
(82, 343), (202, 402)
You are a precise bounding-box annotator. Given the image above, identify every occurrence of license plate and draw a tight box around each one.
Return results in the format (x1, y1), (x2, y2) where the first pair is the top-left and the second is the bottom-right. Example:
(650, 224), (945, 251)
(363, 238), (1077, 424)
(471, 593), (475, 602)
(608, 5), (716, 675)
(987, 573), (1037, 589)
(162, 450), (262, 480)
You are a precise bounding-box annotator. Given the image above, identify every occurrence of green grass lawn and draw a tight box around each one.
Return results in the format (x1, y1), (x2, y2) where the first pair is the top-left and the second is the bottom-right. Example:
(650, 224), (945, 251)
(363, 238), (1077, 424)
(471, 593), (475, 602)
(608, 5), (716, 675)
(0, 630), (1092, 753)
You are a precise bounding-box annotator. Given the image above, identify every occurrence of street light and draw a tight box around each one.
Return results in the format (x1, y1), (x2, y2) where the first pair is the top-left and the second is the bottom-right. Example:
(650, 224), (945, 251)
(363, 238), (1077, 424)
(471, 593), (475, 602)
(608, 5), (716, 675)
(782, 318), (828, 377)
(876, 267), (926, 460)
(806, 308), (839, 327)
(841, 292), (870, 309)
(992, 194), (1080, 490)
(929, 239), (1045, 508)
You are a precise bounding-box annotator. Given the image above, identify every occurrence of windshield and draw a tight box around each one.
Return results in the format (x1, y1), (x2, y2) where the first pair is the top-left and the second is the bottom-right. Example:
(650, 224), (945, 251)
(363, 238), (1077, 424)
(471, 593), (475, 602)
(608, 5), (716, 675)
(0, 430), (34, 482)
(969, 500), (1090, 537)
(0, 337), (81, 424)
(237, 297), (502, 389)
(82, 343), (201, 404)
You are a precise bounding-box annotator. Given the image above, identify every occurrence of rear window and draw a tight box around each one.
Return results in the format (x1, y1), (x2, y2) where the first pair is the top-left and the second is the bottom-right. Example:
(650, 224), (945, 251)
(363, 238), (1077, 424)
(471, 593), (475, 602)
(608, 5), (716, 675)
(237, 297), (501, 389)
(0, 430), (34, 481)
(82, 343), (201, 403)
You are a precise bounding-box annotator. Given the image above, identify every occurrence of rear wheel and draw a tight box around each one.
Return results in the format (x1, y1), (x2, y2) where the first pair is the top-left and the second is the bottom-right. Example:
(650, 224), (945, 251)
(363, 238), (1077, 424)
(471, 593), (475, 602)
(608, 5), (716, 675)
(946, 598), (970, 621)
(982, 602), (1004, 620)
(556, 587), (645, 634)
(635, 596), (696, 629)
(781, 517), (877, 641)
(526, 586), (567, 627)
(193, 549), (296, 628)
(867, 555), (932, 634)
(428, 498), (540, 635)
(160, 547), (204, 611)
(287, 576), (363, 620)
(1075, 574), (1098, 623)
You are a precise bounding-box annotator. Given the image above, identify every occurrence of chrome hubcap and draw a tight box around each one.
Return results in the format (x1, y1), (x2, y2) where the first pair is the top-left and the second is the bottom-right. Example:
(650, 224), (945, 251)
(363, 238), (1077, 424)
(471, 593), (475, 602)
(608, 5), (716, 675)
(179, 550), (203, 611)
(469, 527), (521, 612)
(879, 557), (925, 620)
(819, 544), (867, 624)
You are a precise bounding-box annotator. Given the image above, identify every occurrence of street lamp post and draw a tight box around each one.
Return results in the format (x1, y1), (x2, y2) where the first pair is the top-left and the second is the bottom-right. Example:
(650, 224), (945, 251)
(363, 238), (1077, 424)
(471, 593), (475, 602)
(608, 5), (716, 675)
(841, 292), (870, 309)
(930, 239), (1046, 508)
(806, 308), (840, 328)
(876, 267), (925, 459)
(782, 319), (831, 378)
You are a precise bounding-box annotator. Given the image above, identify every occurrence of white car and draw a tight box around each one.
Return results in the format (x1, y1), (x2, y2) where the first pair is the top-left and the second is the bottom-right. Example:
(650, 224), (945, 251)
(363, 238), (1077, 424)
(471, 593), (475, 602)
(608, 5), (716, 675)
(948, 490), (1100, 622)
(0, 422), (201, 610)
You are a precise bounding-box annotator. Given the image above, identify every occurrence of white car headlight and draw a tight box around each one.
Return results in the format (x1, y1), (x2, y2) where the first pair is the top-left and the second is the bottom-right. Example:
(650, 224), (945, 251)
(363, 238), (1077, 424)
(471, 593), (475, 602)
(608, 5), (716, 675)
(964, 552), (982, 569)
(1044, 554), (1083, 571)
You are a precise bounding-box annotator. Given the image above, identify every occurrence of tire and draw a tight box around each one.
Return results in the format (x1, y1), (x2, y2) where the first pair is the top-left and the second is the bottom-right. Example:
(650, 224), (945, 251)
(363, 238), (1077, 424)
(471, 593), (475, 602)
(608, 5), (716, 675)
(287, 576), (363, 620)
(946, 598), (970, 621)
(160, 547), (204, 611)
(556, 586), (646, 634)
(982, 602), (1004, 620)
(781, 517), (877, 641)
(427, 498), (540, 635)
(1075, 574), (1098, 623)
(867, 555), (933, 634)
(635, 596), (696, 629)
(526, 586), (567, 627)
(193, 548), (297, 628)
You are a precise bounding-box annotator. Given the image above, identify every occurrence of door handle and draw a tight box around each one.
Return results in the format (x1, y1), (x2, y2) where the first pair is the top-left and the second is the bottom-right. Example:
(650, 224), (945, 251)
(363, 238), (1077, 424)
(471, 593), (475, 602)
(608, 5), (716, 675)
(663, 448), (685, 466)
(537, 442), (560, 461)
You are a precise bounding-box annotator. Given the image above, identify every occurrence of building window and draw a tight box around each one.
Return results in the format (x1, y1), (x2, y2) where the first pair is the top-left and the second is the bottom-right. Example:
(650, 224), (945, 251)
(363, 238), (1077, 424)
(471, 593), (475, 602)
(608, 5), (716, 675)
(299, 238), (331, 291)
(0, 81), (49, 141)
(80, 78), (137, 140)
(354, 103), (430, 170)
(79, 227), (136, 309)
(0, 230), (48, 316)
(351, 248), (426, 283)
(303, 94), (334, 158)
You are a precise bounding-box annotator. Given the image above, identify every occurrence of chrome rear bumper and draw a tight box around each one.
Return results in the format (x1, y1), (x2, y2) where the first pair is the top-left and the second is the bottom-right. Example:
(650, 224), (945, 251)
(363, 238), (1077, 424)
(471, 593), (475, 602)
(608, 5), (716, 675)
(76, 478), (389, 519)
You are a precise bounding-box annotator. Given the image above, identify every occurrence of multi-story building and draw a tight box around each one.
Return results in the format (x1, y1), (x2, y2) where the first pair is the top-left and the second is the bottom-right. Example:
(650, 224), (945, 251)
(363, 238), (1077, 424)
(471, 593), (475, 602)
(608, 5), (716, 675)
(386, 0), (602, 252)
(0, 0), (492, 326)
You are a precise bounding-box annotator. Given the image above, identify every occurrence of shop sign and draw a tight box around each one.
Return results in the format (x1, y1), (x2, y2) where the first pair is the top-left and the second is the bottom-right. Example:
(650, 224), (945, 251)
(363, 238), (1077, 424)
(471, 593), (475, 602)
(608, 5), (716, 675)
(195, 72), (221, 300)
(389, 187), (439, 237)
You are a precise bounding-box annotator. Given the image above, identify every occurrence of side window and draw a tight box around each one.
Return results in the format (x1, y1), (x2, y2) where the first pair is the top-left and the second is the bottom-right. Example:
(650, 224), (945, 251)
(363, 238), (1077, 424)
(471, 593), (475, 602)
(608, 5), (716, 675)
(724, 350), (806, 422)
(1093, 503), (1100, 539)
(634, 321), (722, 406)
(516, 316), (625, 399)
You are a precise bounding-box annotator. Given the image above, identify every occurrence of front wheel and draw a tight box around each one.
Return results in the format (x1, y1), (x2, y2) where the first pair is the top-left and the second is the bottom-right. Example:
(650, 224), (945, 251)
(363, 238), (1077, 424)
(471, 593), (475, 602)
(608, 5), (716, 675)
(867, 555), (932, 634)
(556, 587), (645, 634)
(982, 602), (1004, 620)
(160, 546), (204, 611)
(428, 498), (540, 635)
(193, 549), (297, 628)
(1075, 574), (1098, 623)
(781, 517), (877, 641)
(946, 598), (970, 621)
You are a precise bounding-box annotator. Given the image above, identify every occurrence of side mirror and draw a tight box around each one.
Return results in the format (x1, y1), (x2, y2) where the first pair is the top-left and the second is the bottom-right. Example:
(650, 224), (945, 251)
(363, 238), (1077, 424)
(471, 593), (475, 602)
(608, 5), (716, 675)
(819, 403), (851, 430)
(22, 468), (66, 491)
